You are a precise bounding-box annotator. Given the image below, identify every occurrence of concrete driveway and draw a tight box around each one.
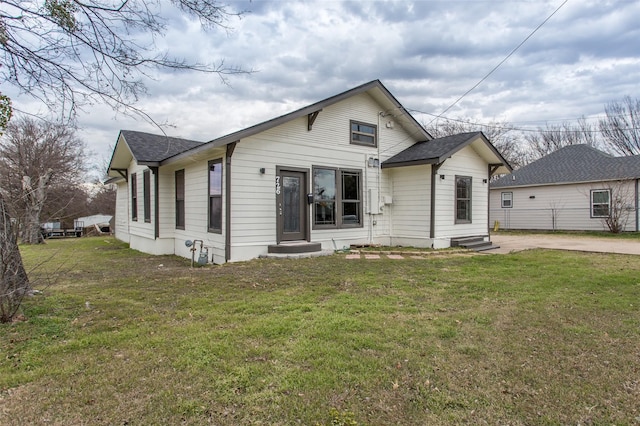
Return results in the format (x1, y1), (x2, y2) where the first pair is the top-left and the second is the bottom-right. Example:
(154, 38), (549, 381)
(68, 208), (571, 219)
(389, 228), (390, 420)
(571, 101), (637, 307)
(488, 233), (640, 255)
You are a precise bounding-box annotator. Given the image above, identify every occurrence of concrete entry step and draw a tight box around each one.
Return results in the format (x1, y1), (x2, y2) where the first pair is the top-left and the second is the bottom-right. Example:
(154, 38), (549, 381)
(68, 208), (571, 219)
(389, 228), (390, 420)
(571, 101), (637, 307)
(450, 236), (500, 252)
(267, 241), (322, 254)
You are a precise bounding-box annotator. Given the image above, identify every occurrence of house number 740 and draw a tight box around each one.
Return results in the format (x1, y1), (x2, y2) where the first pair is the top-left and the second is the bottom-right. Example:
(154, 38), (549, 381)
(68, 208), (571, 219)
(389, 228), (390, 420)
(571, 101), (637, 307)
(275, 176), (281, 195)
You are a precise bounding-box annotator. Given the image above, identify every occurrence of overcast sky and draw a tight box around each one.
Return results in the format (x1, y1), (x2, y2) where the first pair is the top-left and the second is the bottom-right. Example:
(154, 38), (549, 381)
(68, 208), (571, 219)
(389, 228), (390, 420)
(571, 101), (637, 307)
(9, 0), (640, 173)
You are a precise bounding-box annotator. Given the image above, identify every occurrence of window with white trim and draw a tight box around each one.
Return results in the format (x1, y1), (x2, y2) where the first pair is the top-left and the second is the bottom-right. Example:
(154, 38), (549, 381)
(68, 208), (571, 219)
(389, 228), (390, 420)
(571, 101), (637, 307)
(590, 189), (610, 218)
(501, 192), (513, 208)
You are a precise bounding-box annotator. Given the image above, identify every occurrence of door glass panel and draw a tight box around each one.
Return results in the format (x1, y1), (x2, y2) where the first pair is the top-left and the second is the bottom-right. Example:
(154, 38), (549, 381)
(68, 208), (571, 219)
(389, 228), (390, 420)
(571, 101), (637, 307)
(283, 176), (300, 233)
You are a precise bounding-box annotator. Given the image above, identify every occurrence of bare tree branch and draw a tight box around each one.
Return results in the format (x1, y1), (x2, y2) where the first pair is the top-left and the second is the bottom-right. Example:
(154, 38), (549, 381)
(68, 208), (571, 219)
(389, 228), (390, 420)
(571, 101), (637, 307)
(599, 96), (640, 156)
(0, 0), (250, 122)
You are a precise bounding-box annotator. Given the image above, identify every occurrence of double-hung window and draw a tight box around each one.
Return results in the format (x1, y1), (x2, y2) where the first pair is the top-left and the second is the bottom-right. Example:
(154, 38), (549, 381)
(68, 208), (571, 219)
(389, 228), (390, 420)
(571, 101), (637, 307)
(131, 173), (138, 221)
(208, 159), (223, 232)
(501, 192), (513, 208)
(175, 169), (185, 229)
(591, 189), (610, 217)
(350, 120), (377, 147)
(455, 175), (472, 223)
(143, 169), (151, 223)
(313, 167), (362, 228)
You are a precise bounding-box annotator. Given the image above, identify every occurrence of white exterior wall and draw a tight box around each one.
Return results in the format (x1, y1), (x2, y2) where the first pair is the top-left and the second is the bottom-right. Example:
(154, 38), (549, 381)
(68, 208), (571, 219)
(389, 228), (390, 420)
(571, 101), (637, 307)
(385, 165), (432, 247)
(111, 91), (502, 263)
(433, 145), (491, 246)
(156, 149), (228, 264)
(114, 180), (130, 243)
(490, 180), (639, 232)
(227, 92), (418, 261)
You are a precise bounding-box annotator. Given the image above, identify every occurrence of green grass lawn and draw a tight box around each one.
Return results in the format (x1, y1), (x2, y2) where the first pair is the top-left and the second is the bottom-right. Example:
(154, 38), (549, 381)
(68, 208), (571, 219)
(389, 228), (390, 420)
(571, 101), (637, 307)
(1, 237), (639, 425)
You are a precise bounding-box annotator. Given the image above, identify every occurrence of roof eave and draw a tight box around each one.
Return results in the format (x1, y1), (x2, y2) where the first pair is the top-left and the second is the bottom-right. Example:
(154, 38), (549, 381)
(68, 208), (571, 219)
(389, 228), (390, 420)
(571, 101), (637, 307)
(137, 161), (161, 167)
(490, 176), (640, 189)
(381, 158), (440, 169)
(107, 133), (135, 177)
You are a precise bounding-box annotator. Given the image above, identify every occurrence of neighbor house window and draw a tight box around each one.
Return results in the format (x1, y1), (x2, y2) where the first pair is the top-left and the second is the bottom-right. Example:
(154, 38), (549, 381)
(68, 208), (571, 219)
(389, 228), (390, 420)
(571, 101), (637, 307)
(501, 192), (513, 208)
(455, 175), (472, 223)
(313, 167), (362, 228)
(175, 169), (185, 229)
(350, 120), (377, 147)
(143, 169), (151, 223)
(591, 189), (610, 217)
(208, 159), (223, 232)
(131, 172), (138, 221)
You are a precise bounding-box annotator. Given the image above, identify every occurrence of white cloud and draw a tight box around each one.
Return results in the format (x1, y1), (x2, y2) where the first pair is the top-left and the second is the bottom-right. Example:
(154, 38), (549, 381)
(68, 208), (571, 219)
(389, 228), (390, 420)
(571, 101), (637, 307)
(6, 0), (640, 168)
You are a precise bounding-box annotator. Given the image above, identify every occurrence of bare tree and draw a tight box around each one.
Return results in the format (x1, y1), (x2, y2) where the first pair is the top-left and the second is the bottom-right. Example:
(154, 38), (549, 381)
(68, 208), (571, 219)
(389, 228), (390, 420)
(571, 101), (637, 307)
(599, 96), (640, 156)
(425, 118), (526, 169)
(1, 0), (248, 121)
(87, 183), (116, 216)
(524, 118), (601, 162)
(0, 117), (86, 243)
(600, 181), (634, 234)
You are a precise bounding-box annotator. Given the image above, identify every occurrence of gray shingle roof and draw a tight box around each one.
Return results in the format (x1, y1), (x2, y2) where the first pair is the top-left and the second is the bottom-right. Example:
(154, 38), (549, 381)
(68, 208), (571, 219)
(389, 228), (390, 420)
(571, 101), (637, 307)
(382, 132), (507, 169)
(491, 144), (640, 188)
(120, 130), (203, 163)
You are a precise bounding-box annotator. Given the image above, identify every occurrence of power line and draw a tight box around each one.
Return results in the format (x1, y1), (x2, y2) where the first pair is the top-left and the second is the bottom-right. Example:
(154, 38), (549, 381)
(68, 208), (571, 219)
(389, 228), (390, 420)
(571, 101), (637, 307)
(427, 0), (569, 126)
(410, 108), (640, 134)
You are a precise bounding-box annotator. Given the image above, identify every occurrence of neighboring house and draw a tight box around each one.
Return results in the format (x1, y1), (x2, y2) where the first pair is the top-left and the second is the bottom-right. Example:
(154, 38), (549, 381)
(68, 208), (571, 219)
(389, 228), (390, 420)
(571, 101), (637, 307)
(75, 214), (113, 234)
(490, 144), (640, 232)
(107, 80), (511, 264)
(75, 214), (113, 228)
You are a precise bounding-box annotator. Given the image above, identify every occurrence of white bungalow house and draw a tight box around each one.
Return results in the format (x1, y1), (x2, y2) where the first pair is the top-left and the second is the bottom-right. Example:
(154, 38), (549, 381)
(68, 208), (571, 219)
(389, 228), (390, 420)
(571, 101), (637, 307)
(490, 144), (640, 232)
(107, 80), (511, 263)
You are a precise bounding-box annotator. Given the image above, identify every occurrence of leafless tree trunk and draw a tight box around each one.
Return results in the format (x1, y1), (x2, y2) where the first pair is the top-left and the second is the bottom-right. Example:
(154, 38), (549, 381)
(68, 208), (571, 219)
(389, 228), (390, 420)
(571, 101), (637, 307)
(21, 172), (53, 244)
(0, 192), (30, 323)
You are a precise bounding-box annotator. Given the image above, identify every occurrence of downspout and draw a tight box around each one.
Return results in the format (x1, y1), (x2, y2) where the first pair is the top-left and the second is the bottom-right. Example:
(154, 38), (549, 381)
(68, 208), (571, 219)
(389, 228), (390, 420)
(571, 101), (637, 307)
(636, 178), (639, 232)
(151, 166), (159, 239)
(430, 162), (443, 241)
(225, 142), (237, 262)
(487, 165), (491, 236)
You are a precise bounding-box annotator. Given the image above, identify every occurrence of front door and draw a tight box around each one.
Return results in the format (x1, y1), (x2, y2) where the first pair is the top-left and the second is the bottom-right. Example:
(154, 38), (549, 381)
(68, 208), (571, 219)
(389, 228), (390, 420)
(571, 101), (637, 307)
(277, 169), (308, 242)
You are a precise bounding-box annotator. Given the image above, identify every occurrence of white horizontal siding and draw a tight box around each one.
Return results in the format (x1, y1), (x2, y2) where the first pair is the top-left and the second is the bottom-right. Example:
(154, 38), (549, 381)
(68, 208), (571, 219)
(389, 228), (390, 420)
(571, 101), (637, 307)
(127, 163), (155, 242)
(226, 93), (421, 260)
(115, 91), (504, 262)
(387, 166), (431, 242)
(434, 145), (490, 240)
(490, 180), (638, 231)
(114, 180), (130, 243)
